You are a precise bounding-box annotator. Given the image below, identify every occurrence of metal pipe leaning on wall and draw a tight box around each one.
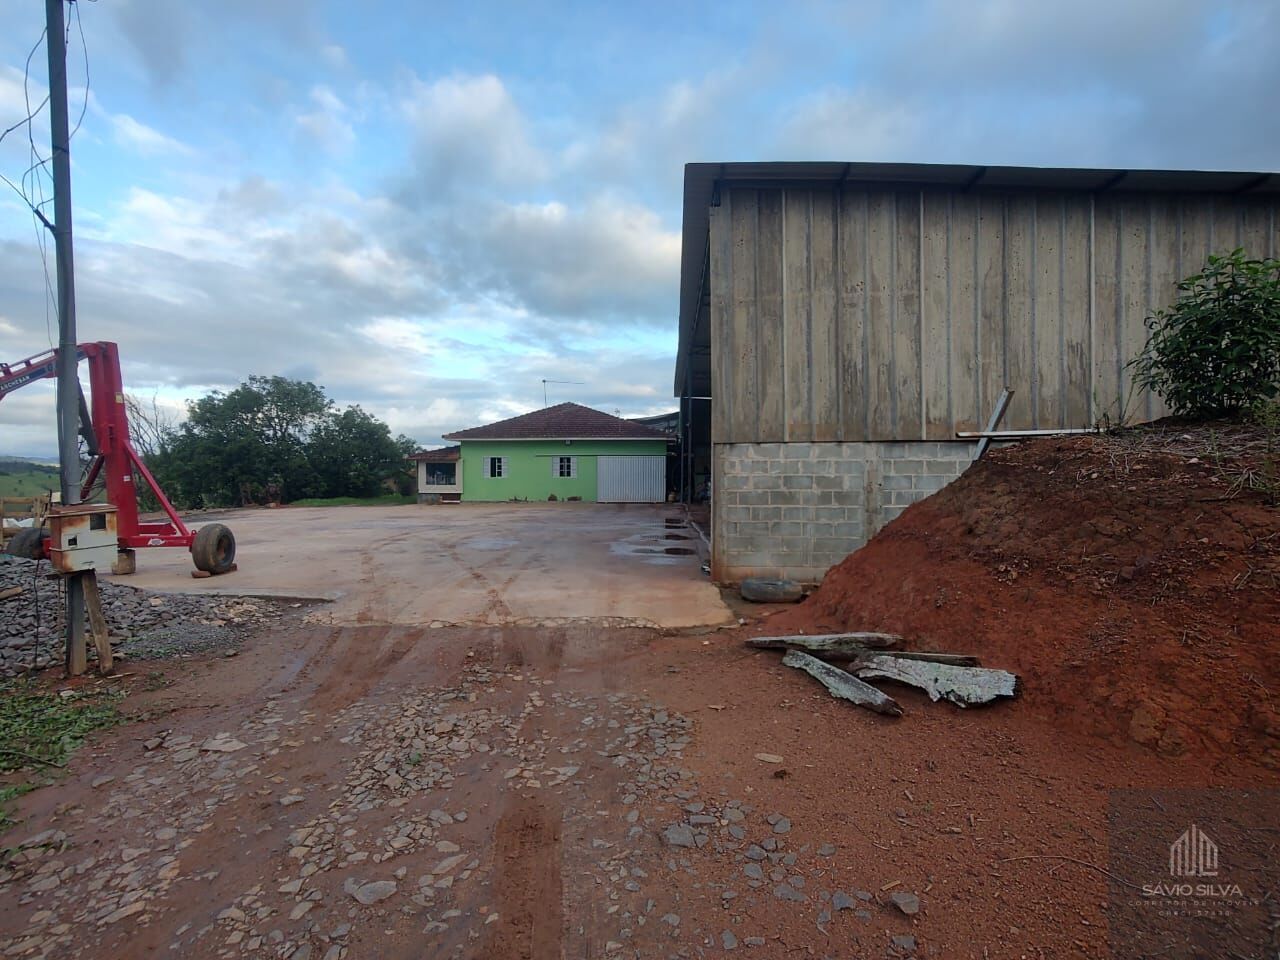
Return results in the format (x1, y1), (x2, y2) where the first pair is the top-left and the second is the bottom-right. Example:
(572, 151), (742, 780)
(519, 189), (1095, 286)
(956, 428), (1103, 438)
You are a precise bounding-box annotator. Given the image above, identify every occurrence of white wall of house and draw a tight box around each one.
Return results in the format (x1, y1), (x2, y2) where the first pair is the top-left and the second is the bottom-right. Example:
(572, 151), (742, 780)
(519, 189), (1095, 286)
(417, 460), (463, 499)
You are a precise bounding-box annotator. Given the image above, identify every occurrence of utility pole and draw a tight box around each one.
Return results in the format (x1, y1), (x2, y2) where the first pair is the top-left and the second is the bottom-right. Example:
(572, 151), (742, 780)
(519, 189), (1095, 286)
(45, 0), (86, 666)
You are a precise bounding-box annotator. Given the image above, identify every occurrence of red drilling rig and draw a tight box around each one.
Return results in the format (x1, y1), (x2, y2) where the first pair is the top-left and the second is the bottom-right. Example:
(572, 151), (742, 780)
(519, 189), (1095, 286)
(0, 340), (235, 575)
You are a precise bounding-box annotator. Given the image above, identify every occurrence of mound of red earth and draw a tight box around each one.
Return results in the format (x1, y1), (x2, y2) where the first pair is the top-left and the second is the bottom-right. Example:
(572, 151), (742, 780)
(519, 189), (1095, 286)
(764, 420), (1280, 771)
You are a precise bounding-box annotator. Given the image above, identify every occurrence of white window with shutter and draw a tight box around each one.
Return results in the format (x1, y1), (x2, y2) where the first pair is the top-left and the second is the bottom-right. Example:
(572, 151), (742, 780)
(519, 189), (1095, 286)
(553, 455), (577, 478)
(486, 456), (506, 478)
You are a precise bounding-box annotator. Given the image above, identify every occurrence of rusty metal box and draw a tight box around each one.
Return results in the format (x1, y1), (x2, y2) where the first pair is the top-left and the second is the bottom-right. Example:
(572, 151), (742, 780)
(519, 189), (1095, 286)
(48, 503), (118, 573)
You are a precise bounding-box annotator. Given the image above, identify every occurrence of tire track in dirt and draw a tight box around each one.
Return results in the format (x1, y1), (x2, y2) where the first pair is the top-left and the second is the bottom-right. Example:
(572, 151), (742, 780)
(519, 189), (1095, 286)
(298, 625), (422, 713)
(438, 541), (547, 626)
(352, 529), (420, 624)
(448, 543), (514, 622)
(478, 625), (568, 959)
(484, 792), (566, 959)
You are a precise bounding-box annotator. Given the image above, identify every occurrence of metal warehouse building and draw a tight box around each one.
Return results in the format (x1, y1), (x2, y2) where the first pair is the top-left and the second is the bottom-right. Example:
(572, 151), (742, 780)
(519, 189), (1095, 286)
(673, 161), (1280, 583)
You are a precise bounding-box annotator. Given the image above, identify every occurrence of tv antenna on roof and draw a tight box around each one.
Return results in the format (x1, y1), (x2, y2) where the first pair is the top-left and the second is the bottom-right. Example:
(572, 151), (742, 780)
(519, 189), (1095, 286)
(541, 379), (583, 406)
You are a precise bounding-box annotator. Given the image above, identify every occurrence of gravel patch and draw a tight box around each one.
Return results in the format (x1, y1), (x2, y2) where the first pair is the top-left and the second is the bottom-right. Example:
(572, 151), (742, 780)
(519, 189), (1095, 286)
(0, 556), (289, 675)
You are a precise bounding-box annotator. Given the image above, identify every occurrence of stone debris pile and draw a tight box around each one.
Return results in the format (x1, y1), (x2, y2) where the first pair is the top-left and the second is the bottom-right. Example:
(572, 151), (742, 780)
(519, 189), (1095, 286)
(0, 555), (284, 675)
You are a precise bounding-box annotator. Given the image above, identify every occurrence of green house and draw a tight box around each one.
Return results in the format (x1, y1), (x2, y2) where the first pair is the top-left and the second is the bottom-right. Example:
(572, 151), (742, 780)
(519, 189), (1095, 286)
(416, 402), (671, 503)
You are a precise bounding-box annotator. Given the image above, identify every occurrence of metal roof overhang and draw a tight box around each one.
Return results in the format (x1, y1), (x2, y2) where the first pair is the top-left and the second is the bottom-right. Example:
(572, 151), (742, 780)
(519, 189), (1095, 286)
(440, 435), (668, 442)
(672, 161), (1280, 396)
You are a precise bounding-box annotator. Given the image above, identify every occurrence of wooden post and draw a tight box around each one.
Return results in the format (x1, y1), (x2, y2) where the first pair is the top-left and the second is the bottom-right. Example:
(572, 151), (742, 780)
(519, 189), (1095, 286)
(64, 573), (87, 677)
(81, 571), (113, 674)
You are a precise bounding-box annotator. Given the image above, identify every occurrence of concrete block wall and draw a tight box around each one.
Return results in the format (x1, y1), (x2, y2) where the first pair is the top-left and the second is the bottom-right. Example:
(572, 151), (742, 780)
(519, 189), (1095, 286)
(712, 441), (978, 583)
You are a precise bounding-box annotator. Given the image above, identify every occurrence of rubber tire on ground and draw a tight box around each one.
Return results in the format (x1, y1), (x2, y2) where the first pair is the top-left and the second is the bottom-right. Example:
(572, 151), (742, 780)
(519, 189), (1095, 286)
(4, 527), (47, 560)
(191, 523), (236, 574)
(739, 577), (804, 604)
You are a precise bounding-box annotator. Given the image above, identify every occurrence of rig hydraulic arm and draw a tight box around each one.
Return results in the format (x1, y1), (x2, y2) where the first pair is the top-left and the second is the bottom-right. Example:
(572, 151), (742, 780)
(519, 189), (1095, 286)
(0, 341), (235, 575)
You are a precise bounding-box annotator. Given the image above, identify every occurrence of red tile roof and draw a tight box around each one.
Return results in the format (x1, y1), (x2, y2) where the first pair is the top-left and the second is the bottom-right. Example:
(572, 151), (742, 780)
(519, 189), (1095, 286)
(443, 402), (671, 441)
(407, 445), (461, 462)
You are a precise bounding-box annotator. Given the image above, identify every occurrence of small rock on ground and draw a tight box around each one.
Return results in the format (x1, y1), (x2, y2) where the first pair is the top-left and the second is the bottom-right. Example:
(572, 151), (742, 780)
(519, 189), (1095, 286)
(890, 891), (921, 916)
(352, 880), (397, 905)
(662, 824), (696, 848)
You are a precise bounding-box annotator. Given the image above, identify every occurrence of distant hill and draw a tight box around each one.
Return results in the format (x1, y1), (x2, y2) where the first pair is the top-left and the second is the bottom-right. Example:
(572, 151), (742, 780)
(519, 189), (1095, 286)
(0, 458), (59, 498)
(0, 457), (58, 473)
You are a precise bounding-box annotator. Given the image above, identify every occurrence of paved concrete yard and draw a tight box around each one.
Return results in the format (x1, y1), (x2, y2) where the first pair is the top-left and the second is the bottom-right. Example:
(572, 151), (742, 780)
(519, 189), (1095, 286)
(111, 502), (730, 628)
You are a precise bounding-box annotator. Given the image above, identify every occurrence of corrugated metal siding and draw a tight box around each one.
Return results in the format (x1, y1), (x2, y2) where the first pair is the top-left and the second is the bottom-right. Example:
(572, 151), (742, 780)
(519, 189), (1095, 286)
(597, 456), (666, 503)
(711, 187), (1280, 442)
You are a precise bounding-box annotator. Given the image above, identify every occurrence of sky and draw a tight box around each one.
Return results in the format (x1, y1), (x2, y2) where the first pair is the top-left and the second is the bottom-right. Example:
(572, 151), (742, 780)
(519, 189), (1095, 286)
(0, 0), (1277, 458)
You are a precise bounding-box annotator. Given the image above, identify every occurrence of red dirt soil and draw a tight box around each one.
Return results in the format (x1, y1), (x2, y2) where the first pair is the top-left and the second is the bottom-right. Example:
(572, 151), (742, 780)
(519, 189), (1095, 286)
(764, 422), (1280, 772)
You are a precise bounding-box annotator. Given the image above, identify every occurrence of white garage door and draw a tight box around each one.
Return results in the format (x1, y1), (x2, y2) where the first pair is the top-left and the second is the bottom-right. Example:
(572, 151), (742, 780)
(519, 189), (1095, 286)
(597, 456), (666, 503)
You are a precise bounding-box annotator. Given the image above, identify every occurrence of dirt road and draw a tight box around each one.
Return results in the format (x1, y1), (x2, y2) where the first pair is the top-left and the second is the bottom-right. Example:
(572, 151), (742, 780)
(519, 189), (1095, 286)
(1, 504), (1272, 958)
(4, 622), (1265, 960)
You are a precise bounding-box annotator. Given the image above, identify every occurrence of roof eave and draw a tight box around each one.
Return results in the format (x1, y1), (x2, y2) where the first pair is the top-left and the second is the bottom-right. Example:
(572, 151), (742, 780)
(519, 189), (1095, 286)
(443, 435), (670, 442)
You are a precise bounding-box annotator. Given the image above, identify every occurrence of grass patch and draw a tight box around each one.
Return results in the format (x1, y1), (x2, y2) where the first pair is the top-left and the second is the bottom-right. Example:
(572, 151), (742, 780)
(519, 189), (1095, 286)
(288, 494), (415, 507)
(0, 468), (59, 499)
(0, 783), (35, 831)
(0, 681), (123, 773)
(143, 671), (172, 692)
(0, 680), (122, 832)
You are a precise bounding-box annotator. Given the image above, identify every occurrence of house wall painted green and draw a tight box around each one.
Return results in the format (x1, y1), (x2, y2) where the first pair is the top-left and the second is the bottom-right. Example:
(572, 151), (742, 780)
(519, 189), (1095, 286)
(460, 439), (667, 502)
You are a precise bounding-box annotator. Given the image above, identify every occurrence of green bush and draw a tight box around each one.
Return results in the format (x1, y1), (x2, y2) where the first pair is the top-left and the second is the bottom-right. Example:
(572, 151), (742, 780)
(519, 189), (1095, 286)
(1130, 249), (1280, 417)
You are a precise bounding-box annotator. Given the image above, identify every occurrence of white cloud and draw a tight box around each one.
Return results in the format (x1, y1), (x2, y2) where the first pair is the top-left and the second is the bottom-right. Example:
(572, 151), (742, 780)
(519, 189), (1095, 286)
(0, 383), (56, 459)
(773, 89), (926, 161)
(358, 317), (434, 357)
(295, 84), (355, 154)
(562, 69), (743, 195)
(475, 195), (680, 319)
(319, 43), (349, 70)
(0, 64), (40, 119)
(110, 113), (194, 157)
(400, 73), (548, 194)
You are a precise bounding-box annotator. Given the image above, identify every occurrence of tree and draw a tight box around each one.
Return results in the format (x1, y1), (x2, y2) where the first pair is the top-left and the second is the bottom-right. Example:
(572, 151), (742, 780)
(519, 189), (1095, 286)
(150, 377), (331, 507)
(308, 406), (409, 499)
(1131, 249), (1280, 417)
(140, 377), (417, 508)
(124, 392), (177, 461)
(123, 393), (178, 511)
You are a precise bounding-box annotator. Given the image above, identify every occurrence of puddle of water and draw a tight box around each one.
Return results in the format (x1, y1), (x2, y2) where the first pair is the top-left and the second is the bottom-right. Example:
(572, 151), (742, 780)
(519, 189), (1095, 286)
(460, 538), (519, 550)
(610, 531), (698, 565)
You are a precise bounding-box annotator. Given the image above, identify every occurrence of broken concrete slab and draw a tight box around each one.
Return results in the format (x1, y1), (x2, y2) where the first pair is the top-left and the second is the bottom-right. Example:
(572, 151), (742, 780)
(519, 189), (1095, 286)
(747, 632), (902, 657)
(853, 656), (1019, 708)
(781, 650), (903, 716)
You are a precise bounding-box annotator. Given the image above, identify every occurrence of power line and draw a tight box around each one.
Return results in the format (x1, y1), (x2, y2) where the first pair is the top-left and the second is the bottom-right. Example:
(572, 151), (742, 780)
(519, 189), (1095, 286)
(26, 21), (56, 349)
(2, 7), (91, 214)
(53, 0), (91, 351)
(69, 0), (91, 141)
(14, 23), (57, 348)
(0, 32), (49, 213)
(23, 24), (51, 211)
(0, 7), (93, 348)
(35, 189), (56, 348)
(0, 29), (47, 155)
